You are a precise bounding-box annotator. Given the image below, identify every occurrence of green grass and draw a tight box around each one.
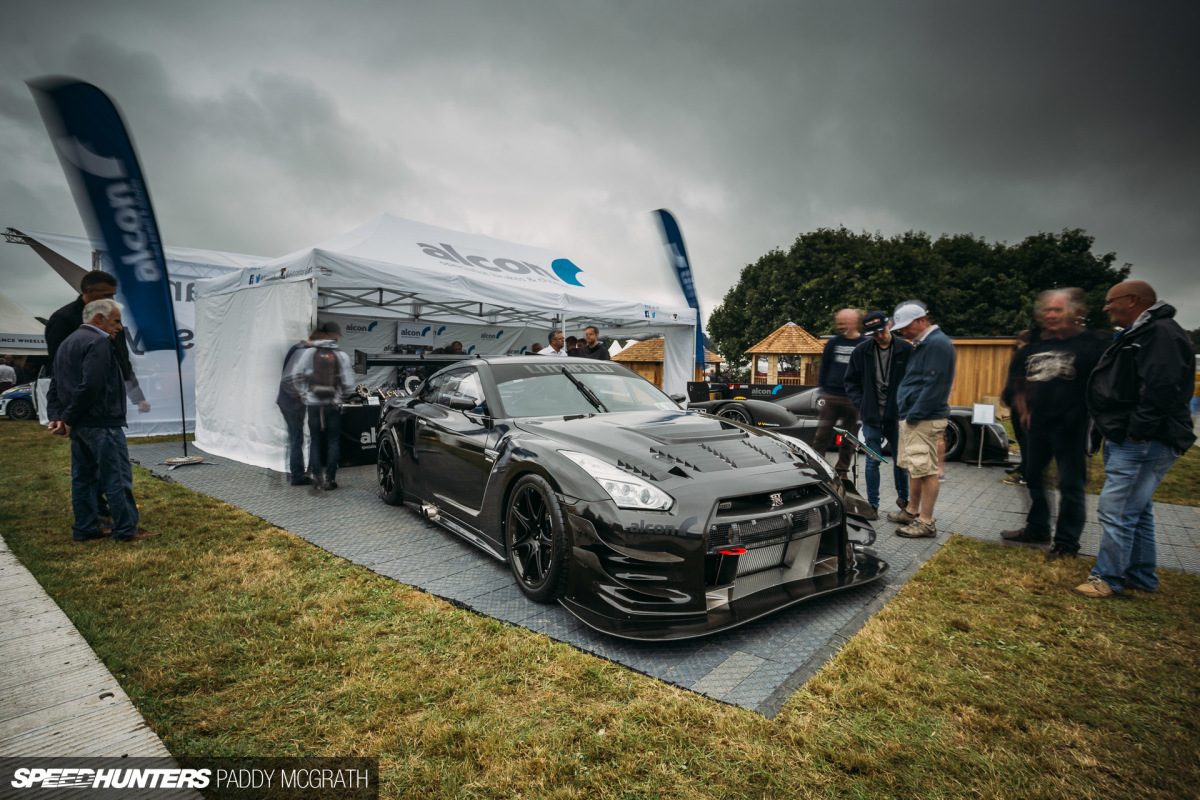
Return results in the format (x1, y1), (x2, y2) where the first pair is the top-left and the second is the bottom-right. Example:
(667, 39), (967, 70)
(1001, 419), (1200, 507)
(4, 420), (1200, 799)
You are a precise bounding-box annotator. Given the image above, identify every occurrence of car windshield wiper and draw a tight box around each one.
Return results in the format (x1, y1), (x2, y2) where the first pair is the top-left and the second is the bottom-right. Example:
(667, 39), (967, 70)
(560, 368), (608, 413)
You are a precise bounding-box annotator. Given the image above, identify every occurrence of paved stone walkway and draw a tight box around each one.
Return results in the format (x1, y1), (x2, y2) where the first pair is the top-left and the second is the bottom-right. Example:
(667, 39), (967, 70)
(120, 442), (1199, 717)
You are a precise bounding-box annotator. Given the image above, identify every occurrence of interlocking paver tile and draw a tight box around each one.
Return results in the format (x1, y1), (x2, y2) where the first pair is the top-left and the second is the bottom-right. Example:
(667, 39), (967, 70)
(129, 441), (1199, 715)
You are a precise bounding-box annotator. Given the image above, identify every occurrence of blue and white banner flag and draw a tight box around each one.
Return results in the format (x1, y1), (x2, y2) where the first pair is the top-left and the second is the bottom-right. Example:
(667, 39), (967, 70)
(29, 76), (180, 355)
(654, 209), (706, 367)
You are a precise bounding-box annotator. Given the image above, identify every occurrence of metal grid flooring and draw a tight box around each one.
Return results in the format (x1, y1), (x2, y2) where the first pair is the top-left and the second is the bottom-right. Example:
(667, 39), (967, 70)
(129, 443), (1200, 717)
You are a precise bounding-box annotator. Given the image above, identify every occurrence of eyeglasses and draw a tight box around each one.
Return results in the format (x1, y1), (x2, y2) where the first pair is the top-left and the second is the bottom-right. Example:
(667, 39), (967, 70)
(1103, 294), (1136, 307)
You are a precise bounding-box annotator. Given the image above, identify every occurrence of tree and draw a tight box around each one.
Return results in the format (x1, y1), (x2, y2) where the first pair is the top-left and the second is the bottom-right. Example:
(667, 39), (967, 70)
(707, 227), (1129, 367)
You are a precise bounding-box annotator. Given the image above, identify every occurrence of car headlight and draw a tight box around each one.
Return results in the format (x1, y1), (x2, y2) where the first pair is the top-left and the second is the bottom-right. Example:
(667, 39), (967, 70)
(559, 451), (674, 511)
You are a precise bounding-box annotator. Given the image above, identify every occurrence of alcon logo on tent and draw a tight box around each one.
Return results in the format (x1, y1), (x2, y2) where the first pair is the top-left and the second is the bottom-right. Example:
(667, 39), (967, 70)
(344, 321), (378, 333)
(418, 242), (585, 287)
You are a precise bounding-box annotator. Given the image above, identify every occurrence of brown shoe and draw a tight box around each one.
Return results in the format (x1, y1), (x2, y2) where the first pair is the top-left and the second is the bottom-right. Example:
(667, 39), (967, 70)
(1072, 576), (1114, 599)
(887, 508), (916, 524)
(1045, 545), (1078, 561)
(896, 519), (937, 538)
(115, 528), (163, 542)
(1000, 527), (1051, 544)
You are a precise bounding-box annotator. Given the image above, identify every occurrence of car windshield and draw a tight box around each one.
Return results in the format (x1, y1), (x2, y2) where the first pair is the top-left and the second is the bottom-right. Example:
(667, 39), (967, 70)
(491, 362), (678, 418)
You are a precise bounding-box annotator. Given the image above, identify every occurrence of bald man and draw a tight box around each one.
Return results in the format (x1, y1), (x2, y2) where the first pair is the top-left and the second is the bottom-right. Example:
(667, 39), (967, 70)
(1074, 281), (1196, 599)
(813, 308), (865, 476)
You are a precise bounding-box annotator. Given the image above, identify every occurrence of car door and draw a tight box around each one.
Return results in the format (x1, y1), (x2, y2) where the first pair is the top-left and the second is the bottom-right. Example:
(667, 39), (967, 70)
(419, 368), (495, 514)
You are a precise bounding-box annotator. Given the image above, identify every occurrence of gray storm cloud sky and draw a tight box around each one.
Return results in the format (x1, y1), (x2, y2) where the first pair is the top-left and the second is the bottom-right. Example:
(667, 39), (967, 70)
(2, 0), (1197, 329)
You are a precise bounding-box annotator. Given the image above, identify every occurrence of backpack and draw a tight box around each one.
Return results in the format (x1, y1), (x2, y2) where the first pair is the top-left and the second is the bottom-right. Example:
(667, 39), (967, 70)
(309, 349), (340, 403)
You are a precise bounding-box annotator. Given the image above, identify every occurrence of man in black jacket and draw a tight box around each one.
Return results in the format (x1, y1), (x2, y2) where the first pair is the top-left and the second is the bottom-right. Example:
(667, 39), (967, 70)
(47, 300), (160, 543)
(845, 311), (913, 519)
(1074, 281), (1196, 599)
(575, 326), (611, 360)
(45, 270), (149, 413)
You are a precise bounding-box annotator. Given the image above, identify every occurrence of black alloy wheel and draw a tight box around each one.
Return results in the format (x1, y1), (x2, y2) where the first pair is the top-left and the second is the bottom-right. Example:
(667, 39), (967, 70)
(377, 431), (404, 505)
(505, 474), (569, 603)
(717, 404), (752, 425)
(943, 419), (965, 462)
(5, 398), (33, 421)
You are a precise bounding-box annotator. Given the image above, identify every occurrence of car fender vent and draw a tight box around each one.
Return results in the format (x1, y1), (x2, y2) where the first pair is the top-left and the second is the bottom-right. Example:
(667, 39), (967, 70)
(615, 457), (671, 482)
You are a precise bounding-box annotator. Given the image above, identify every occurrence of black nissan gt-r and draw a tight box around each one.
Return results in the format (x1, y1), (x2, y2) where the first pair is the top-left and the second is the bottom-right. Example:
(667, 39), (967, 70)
(376, 356), (887, 641)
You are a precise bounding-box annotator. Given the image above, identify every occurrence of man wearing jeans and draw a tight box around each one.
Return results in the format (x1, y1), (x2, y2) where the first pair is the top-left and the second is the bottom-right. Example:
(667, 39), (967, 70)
(844, 310), (913, 520)
(47, 299), (160, 543)
(1074, 281), (1196, 598)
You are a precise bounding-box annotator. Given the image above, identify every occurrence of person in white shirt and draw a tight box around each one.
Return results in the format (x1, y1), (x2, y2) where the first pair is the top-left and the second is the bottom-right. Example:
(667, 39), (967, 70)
(541, 330), (569, 357)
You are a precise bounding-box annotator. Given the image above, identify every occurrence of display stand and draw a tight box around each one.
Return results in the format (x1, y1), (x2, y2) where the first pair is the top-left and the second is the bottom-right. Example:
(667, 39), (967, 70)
(972, 403), (996, 468)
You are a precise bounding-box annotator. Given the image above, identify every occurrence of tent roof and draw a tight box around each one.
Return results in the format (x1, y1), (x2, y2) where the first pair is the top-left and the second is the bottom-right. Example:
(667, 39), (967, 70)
(613, 337), (725, 364)
(197, 213), (695, 330)
(0, 291), (48, 353)
(745, 322), (825, 355)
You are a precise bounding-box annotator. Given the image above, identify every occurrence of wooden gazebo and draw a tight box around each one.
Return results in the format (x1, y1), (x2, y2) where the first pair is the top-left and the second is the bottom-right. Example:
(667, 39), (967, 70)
(745, 322), (825, 385)
(613, 338), (725, 387)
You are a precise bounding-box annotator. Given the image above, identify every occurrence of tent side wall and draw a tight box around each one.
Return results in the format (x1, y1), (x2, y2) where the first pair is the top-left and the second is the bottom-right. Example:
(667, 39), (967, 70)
(194, 280), (314, 469)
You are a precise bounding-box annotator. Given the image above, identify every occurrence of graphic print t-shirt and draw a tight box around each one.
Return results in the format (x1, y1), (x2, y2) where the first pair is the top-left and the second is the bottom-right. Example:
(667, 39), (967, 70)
(1016, 329), (1107, 425)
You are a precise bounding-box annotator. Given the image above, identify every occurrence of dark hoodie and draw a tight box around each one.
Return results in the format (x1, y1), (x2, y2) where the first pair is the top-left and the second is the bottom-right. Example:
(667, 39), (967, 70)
(1086, 302), (1197, 452)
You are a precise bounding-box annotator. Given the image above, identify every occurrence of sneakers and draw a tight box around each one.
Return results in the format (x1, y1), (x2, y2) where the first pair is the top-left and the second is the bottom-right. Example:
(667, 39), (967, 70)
(938, 473), (947, 483)
(1045, 545), (1078, 561)
(887, 508), (916, 524)
(291, 476), (313, 486)
(114, 528), (163, 543)
(896, 497), (909, 511)
(1001, 473), (1026, 486)
(323, 480), (338, 490)
(1000, 527), (1051, 544)
(1072, 575), (1115, 599)
(897, 519), (937, 538)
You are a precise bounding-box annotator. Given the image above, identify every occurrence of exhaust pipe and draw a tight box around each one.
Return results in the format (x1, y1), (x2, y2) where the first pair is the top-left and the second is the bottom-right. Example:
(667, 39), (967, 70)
(420, 503), (440, 521)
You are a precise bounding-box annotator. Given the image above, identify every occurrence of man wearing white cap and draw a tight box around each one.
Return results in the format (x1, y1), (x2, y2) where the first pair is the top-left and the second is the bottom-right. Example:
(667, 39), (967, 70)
(886, 301), (956, 538)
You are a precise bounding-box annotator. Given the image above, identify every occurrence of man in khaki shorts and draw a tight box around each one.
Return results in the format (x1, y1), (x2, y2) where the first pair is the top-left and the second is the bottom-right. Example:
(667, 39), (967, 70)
(886, 302), (956, 537)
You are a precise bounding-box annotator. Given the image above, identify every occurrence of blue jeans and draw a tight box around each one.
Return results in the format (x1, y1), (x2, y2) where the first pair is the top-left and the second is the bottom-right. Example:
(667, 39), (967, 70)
(70, 426), (138, 540)
(861, 421), (909, 509)
(307, 405), (342, 482)
(1092, 439), (1181, 593)
(279, 401), (307, 482)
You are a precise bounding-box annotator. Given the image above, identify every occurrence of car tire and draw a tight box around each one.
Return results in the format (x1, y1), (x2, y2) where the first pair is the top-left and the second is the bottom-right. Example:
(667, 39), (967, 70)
(377, 431), (404, 505)
(716, 403), (752, 425)
(943, 419), (965, 462)
(403, 374), (422, 395)
(6, 398), (33, 421)
(505, 473), (569, 603)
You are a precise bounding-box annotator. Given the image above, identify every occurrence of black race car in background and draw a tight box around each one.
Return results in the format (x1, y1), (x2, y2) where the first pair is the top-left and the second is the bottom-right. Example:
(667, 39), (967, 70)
(689, 385), (1011, 465)
(376, 357), (887, 641)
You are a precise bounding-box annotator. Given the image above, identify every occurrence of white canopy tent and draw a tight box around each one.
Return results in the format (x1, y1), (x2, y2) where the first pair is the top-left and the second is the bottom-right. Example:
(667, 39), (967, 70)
(194, 213), (696, 470)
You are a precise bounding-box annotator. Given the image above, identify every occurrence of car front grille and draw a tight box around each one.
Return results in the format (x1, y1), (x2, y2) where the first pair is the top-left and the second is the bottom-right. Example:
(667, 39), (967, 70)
(707, 485), (841, 577)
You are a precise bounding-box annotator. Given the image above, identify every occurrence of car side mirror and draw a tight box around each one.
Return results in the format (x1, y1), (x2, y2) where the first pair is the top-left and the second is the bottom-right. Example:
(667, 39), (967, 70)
(669, 393), (686, 406)
(446, 394), (480, 411)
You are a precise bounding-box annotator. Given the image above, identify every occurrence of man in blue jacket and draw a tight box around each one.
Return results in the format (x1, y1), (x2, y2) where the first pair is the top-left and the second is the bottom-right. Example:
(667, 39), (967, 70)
(1074, 281), (1196, 598)
(47, 299), (161, 543)
(887, 302), (956, 538)
(845, 310), (914, 520)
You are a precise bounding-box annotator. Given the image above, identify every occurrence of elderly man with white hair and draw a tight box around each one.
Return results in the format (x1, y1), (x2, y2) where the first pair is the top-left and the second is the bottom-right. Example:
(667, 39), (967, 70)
(47, 299), (161, 543)
(1000, 288), (1106, 560)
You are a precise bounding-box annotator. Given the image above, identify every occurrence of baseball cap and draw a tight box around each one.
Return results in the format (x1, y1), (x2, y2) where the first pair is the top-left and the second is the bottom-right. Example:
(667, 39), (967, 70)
(892, 302), (927, 331)
(863, 310), (889, 336)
